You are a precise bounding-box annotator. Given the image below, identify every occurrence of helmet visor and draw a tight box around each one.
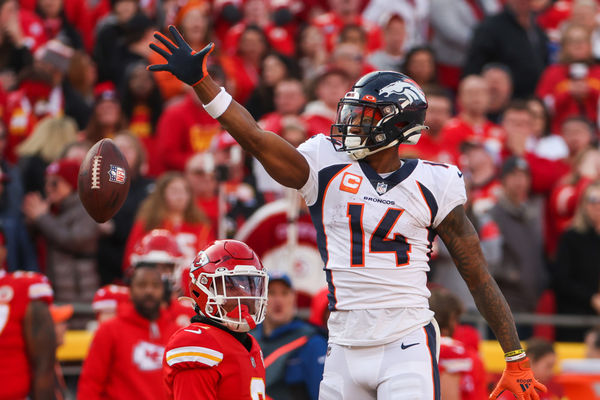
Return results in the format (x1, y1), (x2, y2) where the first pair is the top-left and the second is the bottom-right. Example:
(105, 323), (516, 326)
(331, 101), (385, 152)
(211, 274), (266, 315)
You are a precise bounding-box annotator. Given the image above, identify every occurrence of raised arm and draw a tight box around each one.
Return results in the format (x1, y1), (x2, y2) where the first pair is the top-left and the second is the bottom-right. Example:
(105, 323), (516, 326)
(435, 205), (546, 400)
(24, 300), (56, 400)
(148, 26), (309, 189)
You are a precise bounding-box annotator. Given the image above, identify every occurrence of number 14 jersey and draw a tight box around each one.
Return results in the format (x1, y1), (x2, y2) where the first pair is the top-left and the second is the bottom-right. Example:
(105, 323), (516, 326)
(298, 135), (467, 345)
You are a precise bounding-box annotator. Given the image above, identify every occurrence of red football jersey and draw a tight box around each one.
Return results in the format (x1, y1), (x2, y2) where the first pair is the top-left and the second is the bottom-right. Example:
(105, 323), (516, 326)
(163, 322), (266, 400)
(0, 270), (53, 399)
(439, 336), (487, 400)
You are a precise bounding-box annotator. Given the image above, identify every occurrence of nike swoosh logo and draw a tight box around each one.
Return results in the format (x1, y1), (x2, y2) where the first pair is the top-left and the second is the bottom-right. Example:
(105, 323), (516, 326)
(401, 342), (419, 350)
(457, 171), (463, 178)
(184, 328), (204, 335)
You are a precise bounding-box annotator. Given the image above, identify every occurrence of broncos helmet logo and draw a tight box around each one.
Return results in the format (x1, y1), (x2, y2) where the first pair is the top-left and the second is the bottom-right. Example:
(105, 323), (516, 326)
(378, 80), (426, 108)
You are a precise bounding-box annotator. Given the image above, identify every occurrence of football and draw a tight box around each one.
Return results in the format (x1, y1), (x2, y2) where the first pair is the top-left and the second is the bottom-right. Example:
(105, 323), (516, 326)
(78, 138), (131, 223)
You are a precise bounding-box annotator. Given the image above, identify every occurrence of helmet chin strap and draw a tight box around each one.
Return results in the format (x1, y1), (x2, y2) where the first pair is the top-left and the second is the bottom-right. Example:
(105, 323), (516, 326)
(347, 124), (429, 160)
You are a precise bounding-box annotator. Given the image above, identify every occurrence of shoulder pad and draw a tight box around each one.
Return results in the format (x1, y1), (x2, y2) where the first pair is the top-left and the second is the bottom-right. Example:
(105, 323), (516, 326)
(165, 325), (224, 369)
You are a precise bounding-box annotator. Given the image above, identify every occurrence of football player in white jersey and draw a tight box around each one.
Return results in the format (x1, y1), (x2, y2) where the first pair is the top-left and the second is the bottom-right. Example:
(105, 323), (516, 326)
(148, 27), (547, 400)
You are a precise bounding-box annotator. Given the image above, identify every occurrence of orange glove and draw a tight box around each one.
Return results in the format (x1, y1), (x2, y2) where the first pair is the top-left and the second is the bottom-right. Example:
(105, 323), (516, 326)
(489, 357), (547, 400)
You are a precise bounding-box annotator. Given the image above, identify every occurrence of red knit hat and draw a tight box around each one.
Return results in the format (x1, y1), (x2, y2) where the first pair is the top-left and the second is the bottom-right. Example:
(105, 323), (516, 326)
(46, 159), (80, 189)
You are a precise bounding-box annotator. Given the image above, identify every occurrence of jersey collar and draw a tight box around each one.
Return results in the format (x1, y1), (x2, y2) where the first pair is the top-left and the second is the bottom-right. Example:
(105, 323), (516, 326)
(358, 159), (418, 196)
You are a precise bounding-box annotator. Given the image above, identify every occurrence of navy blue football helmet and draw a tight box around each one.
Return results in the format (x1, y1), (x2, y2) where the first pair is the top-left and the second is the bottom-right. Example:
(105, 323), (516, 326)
(330, 71), (429, 160)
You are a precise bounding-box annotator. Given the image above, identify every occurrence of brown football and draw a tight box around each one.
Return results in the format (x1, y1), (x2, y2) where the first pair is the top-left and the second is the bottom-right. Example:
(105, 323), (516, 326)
(78, 138), (131, 223)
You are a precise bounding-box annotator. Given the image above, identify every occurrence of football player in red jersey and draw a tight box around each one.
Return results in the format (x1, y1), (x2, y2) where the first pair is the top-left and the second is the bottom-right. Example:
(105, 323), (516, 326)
(163, 240), (268, 400)
(129, 229), (195, 327)
(0, 267), (56, 399)
(430, 287), (487, 400)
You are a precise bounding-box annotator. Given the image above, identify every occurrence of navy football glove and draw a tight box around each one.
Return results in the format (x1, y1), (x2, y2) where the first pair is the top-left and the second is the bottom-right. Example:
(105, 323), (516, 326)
(148, 25), (214, 86)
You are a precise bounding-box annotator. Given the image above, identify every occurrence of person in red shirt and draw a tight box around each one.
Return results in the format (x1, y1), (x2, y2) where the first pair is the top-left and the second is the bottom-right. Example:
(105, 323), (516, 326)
(77, 263), (179, 400)
(440, 75), (505, 159)
(184, 152), (219, 229)
(402, 85), (455, 163)
(0, 268), (56, 399)
(303, 68), (352, 137)
(163, 240), (268, 400)
(536, 24), (600, 133)
(429, 287), (487, 400)
(123, 172), (214, 270)
(154, 88), (221, 173)
(311, 0), (382, 53)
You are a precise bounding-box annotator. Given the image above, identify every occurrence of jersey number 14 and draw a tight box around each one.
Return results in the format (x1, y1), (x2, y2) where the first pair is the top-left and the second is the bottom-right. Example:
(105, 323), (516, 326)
(347, 204), (411, 267)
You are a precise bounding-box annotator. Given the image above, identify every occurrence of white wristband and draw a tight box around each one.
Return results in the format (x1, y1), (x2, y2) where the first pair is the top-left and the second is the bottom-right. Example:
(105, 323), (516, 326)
(202, 87), (232, 119)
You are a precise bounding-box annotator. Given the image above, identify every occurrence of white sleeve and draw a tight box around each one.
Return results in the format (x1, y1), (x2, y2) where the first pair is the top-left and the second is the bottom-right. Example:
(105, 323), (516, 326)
(432, 165), (467, 228)
(296, 135), (324, 207)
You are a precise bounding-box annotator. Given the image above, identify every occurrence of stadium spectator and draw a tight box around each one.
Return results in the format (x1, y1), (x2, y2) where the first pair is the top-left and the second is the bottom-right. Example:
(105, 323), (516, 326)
(430, 0), (502, 91)
(246, 52), (299, 120)
(501, 101), (570, 196)
(440, 75), (504, 160)
(584, 326), (600, 358)
(23, 158), (100, 305)
(184, 152), (219, 229)
(154, 65), (225, 173)
(0, 268), (56, 399)
(330, 42), (374, 84)
(482, 63), (514, 124)
(401, 85), (454, 163)
(254, 79), (307, 198)
(401, 45), (438, 88)
(0, 167), (38, 271)
(463, 0), (549, 99)
(554, 180), (600, 341)
(0, 0), (34, 91)
(120, 61), (163, 176)
(459, 141), (502, 218)
(222, 0), (295, 57)
(111, 13), (155, 88)
(303, 68), (351, 137)
(63, 50), (96, 130)
(429, 287), (487, 400)
(82, 82), (127, 144)
(77, 263), (178, 400)
(124, 171), (213, 270)
(312, 0), (382, 53)
(488, 157), (547, 338)
(92, 0), (140, 83)
(16, 116), (77, 195)
(367, 13), (406, 72)
(295, 24), (328, 82)
(536, 23), (600, 133)
(526, 96), (569, 161)
(251, 272), (327, 400)
(150, 0), (212, 101)
(35, 0), (84, 49)
(226, 24), (270, 105)
(546, 146), (600, 258)
(4, 63), (65, 162)
(97, 132), (153, 285)
(362, 0), (427, 51)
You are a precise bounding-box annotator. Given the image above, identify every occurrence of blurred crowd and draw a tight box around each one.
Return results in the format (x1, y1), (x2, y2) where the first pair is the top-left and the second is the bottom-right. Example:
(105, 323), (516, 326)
(2, 0), (600, 346)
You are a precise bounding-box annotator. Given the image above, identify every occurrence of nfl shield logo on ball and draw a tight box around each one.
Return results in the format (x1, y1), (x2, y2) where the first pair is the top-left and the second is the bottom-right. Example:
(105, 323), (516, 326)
(376, 182), (388, 195)
(108, 165), (127, 184)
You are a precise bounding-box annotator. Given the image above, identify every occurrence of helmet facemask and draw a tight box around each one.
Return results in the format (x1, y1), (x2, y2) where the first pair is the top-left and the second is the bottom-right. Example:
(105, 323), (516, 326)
(331, 98), (428, 160)
(191, 265), (268, 332)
